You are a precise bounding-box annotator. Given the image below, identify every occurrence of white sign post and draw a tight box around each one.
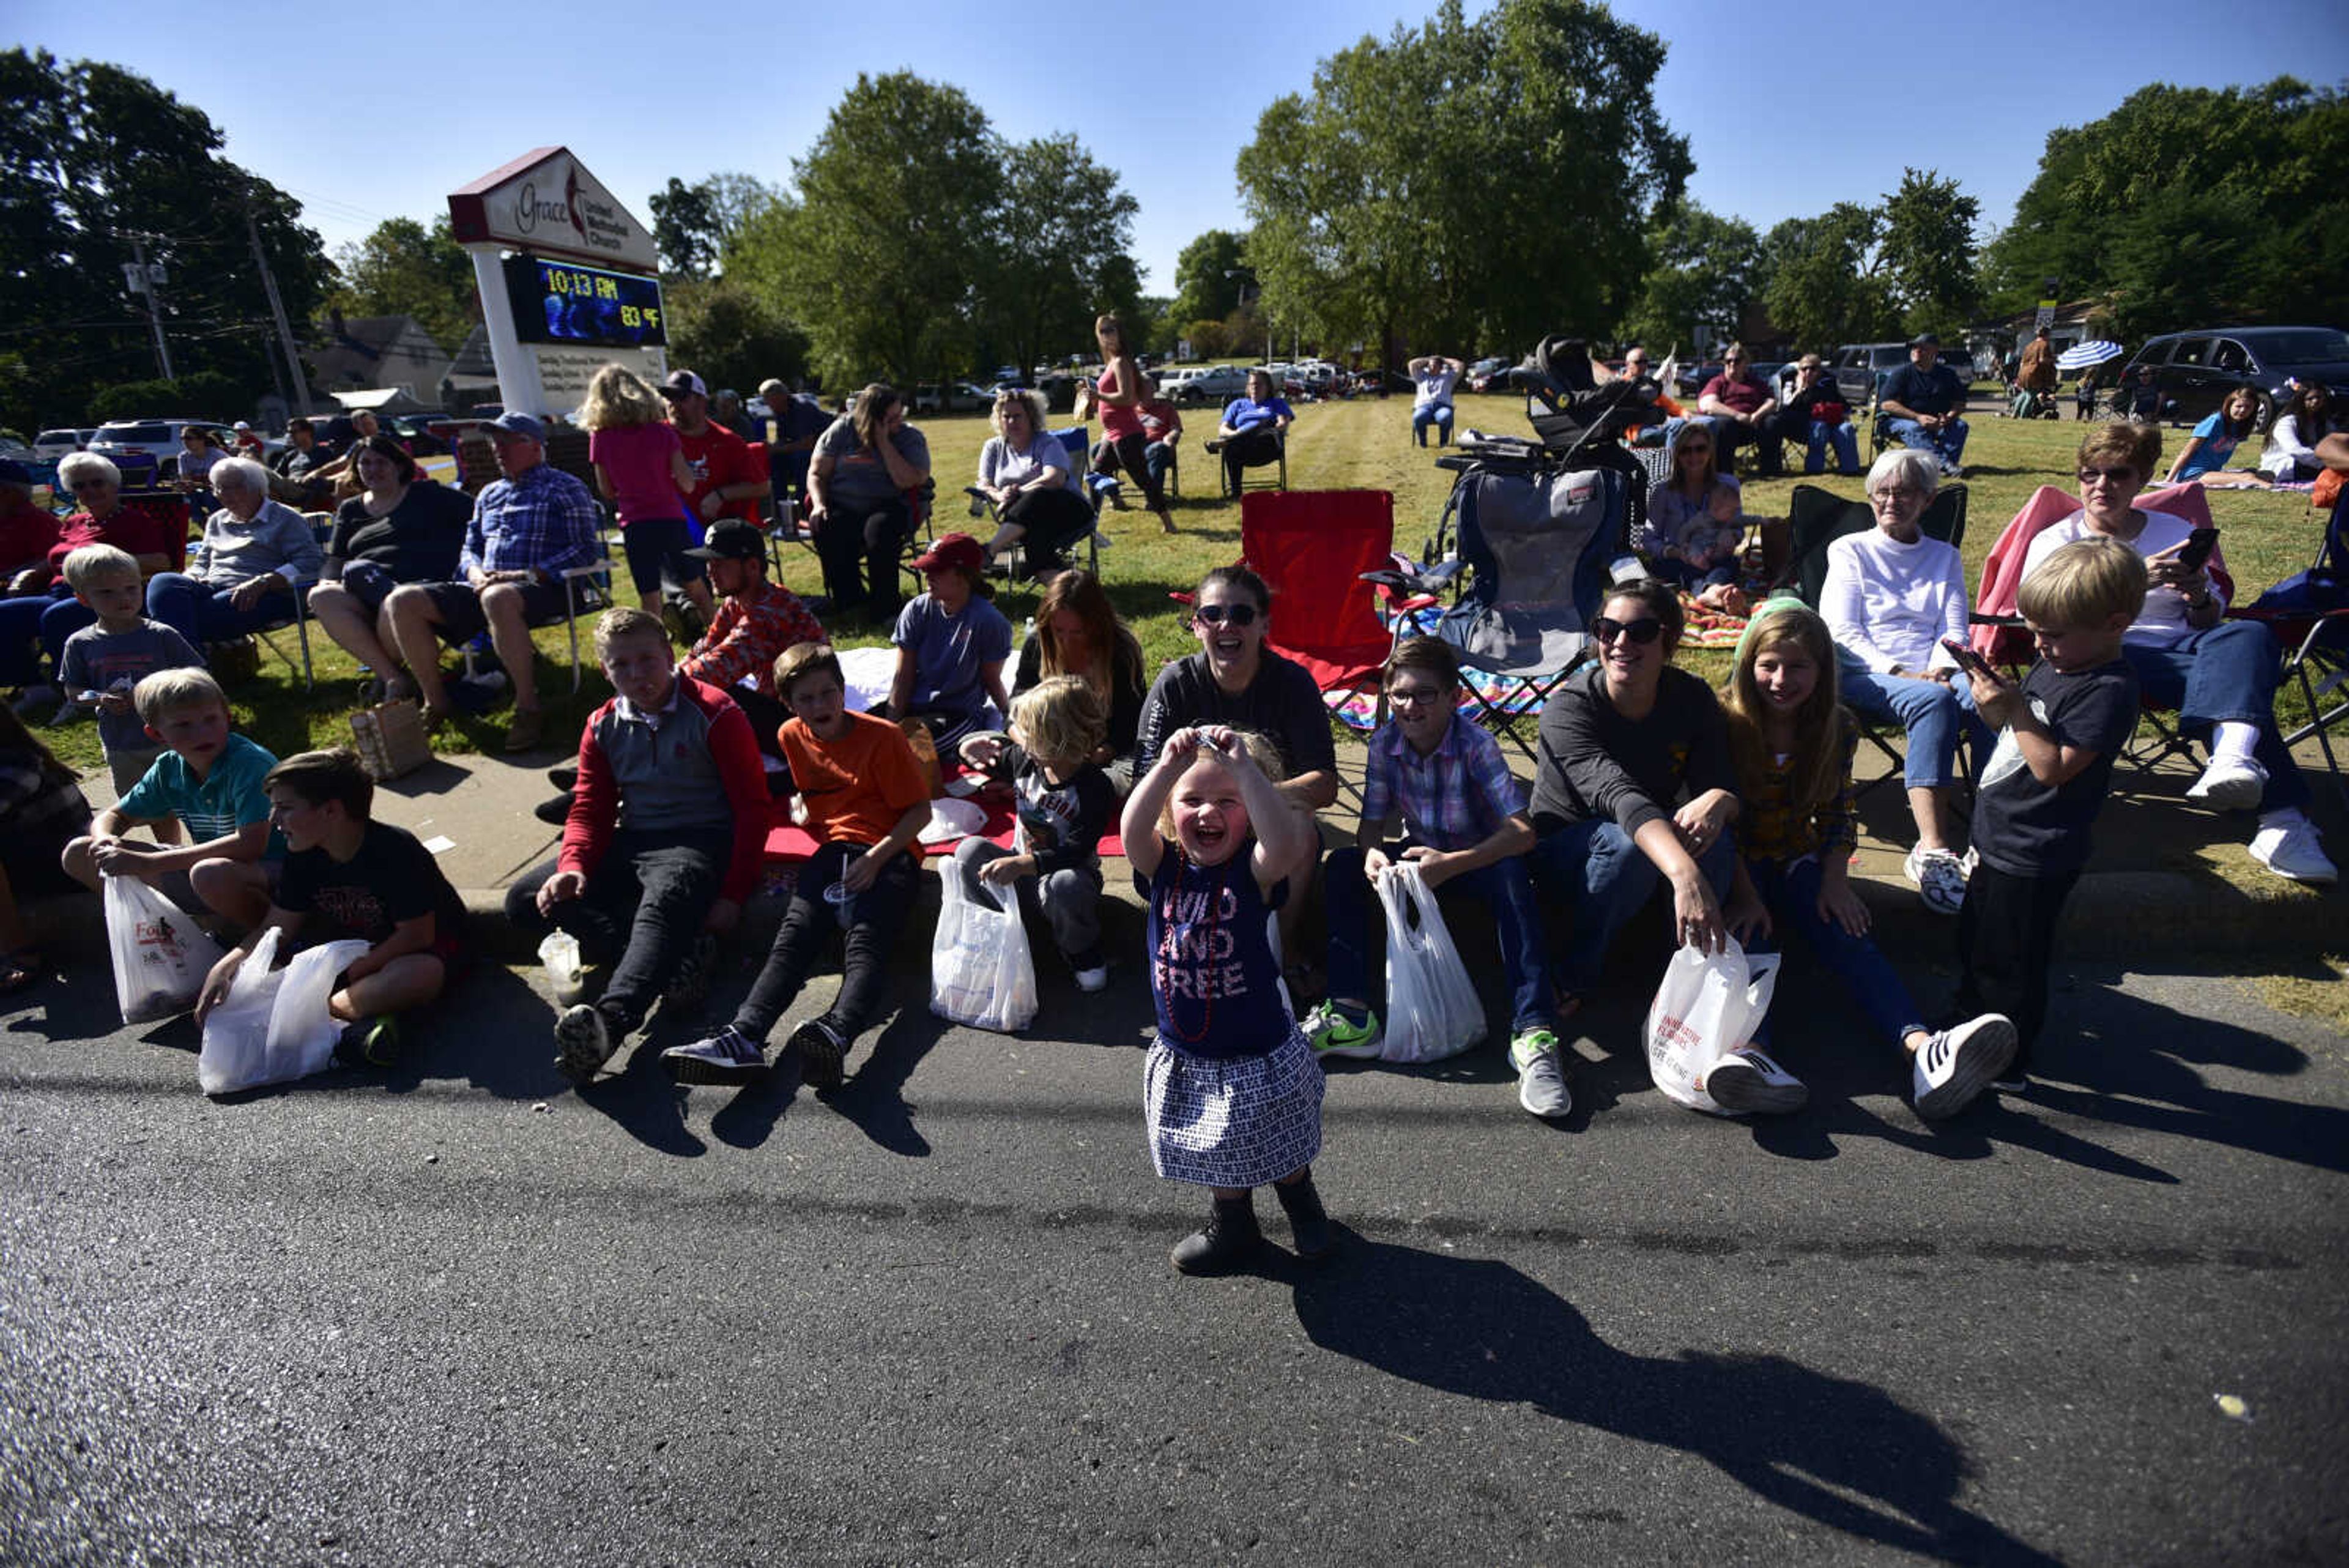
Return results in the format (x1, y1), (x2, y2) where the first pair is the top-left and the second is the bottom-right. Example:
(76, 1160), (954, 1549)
(448, 147), (666, 417)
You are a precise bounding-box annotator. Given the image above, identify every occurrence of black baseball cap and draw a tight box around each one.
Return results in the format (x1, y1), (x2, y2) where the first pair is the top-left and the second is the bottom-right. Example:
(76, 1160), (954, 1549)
(685, 518), (765, 562)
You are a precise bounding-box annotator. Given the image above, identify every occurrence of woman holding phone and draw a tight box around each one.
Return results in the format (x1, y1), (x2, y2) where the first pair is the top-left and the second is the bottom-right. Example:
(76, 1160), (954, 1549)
(2017, 422), (2334, 884)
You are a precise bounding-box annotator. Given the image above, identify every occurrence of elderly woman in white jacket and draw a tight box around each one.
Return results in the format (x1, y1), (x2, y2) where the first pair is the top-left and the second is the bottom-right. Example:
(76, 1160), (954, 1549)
(1818, 447), (1989, 916)
(143, 455), (323, 647)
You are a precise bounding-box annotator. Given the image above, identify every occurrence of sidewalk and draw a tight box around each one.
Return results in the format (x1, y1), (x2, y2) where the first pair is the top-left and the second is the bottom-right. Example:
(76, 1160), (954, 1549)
(67, 721), (2343, 967)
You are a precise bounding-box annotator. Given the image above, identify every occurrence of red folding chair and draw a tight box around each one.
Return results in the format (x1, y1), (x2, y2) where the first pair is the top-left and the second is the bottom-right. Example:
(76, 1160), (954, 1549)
(1239, 489), (1436, 716)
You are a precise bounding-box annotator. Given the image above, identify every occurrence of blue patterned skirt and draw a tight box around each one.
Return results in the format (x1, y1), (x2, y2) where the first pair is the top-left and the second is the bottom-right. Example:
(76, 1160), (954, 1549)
(1144, 1026), (1324, 1189)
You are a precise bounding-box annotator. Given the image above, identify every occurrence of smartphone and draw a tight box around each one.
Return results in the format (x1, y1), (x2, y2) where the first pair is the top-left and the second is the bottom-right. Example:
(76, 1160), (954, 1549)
(1940, 637), (2000, 682)
(2175, 527), (2220, 573)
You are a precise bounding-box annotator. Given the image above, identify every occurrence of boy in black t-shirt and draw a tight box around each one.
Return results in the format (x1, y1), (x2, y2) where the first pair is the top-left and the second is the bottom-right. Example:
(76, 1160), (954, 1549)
(1955, 538), (2148, 1090)
(192, 748), (466, 1069)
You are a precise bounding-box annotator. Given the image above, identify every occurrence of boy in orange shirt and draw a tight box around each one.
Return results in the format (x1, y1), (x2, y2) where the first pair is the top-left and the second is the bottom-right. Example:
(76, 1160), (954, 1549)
(664, 642), (930, 1088)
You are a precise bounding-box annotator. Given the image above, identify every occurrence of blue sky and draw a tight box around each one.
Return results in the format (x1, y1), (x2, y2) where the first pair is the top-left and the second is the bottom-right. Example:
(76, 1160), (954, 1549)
(11, 0), (2347, 294)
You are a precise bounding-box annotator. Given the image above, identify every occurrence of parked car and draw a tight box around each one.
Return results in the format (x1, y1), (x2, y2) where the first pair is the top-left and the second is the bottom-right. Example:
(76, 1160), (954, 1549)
(2118, 325), (2349, 429)
(1174, 365), (1253, 406)
(1827, 344), (1913, 409)
(1465, 355), (1513, 393)
(87, 418), (235, 477)
(31, 428), (97, 463)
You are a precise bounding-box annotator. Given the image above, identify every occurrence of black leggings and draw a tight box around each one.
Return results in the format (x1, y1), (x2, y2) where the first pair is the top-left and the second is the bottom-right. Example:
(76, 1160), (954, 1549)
(1220, 428), (1282, 491)
(816, 497), (913, 614)
(1108, 431), (1168, 511)
(1001, 486), (1097, 567)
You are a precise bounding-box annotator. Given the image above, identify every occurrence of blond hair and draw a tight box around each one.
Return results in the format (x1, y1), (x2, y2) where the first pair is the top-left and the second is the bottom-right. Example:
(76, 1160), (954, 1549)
(593, 604), (670, 659)
(62, 543), (140, 591)
(1156, 727), (1286, 841)
(2077, 421), (2161, 481)
(2018, 536), (2150, 629)
(133, 667), (226, 724)
(1009, 676), (1107, 767)
(578, 363), (666, 431)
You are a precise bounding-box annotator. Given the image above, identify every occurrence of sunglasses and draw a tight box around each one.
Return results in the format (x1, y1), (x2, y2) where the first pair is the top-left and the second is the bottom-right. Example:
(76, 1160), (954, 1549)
(1193, 603), (1261, 628)
(1592, 616), (1664, 646)
(2078, 466), (2136, 486)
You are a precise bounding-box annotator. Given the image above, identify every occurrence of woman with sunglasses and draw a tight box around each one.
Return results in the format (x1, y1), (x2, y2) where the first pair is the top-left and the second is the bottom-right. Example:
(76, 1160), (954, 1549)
(1134, 567), (1338, 813)
(2017, 422), (2334, 883)
(1, 454), (184, 710)
(1521, 578), (1741, 1117)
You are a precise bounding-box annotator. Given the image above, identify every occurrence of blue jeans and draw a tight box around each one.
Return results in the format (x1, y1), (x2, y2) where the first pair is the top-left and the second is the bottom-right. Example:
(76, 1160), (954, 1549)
(146, 571), (297, 646)
(2123, 622), (2306, 812)
(1412, 403), (1454, 446)
(1805, 419), (1860, 475)
(1324, 842), (1553, 1034)
(1885, 415), (1969, 467)
(0, 587), (102, 685)
(1530, 816), (1735, 998)
(1740, 855), (1924, 1049)
(1836, 654), (1989, 790)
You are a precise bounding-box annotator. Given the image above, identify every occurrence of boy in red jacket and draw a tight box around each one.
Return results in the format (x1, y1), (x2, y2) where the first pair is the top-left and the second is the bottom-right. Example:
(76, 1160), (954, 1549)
(506, 606), (769, 1082)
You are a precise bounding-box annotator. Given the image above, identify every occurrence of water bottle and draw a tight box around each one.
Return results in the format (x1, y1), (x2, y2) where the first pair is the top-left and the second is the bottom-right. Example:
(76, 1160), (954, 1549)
(538, 931), (585, 1006)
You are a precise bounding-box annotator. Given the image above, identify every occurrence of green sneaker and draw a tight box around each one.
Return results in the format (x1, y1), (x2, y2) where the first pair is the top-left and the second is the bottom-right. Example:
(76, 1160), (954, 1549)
(1508, 1027), (1571, 1119)
(333, 1014), (404, 1069)
(1303, 1001), (1383, 1061)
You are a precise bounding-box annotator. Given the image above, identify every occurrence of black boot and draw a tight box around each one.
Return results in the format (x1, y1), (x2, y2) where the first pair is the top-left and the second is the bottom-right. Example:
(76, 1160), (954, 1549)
(1170, 1195), (1263, 1276)
(1274, 1171), (1337, 1261)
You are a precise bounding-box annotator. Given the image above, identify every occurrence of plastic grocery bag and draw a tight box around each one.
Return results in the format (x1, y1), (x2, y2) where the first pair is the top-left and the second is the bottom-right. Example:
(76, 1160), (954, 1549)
(1643, 935), (1781, 1115)
(196, 930), (372, 1096)
(1375, 862), (1486, 1063)
(929, 871), (1038, 1033)
(104, 873), (227, 1025)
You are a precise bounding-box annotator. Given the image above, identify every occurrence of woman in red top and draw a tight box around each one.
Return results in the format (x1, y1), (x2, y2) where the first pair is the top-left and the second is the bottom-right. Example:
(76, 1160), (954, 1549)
(1, 452), (184, 699)
(1076, 313), (1174, 536)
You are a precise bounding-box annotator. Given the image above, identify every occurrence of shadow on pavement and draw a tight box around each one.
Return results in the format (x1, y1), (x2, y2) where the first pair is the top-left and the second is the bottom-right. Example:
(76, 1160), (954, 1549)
(1289, 1233), (2063, 1566)
(819, 1006), (949, 1157)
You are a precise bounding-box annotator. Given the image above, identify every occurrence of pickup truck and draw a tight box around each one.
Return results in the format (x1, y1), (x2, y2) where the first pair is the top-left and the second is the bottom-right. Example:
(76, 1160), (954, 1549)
(1173, 365), (1252, 406)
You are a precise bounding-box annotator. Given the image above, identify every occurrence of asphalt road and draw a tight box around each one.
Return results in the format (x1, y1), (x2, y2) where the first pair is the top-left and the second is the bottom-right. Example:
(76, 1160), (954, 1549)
(6, 930), (2347, 1567)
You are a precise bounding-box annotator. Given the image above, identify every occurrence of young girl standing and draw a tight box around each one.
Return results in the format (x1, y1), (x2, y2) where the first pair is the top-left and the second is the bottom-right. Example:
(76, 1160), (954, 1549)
(1718, 599), (2017, 1120)
(1121, 724), (1333, 1273)
(579, 363), (711, 625)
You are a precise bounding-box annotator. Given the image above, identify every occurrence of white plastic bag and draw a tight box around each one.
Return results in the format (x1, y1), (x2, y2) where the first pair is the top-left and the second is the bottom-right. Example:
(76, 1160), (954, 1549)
(1375, 862), (1486, 1063)
(1643, 935), (1781, 1114)
(104, 873), (227, 1025)
(197, 930), (372, 1095)
(929, 871), (1038, 1033)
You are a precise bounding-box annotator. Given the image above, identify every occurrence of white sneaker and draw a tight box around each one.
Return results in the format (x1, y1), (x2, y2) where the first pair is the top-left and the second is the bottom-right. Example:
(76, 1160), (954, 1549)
(1509, 1030), (1572, 1119)
(2249, 822), (2339, 884)
(1074, 965), (1110, 994)
(2186, 757), (2268, 812)
(1903, 844), (1968, 915)
(1703, 1048), (1809, 1115)
(554, 1003), (615, 1084)
(1912, 1014), (2019, 1120)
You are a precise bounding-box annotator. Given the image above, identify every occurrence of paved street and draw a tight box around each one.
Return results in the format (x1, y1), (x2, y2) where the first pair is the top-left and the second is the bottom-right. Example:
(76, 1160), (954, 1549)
(5, 935), (2347, 1566)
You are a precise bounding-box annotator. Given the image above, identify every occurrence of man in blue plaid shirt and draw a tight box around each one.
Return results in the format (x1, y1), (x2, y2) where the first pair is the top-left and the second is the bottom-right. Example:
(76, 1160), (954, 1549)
(1302, 637), (1563, 1112)
(383, 413), (603, 752)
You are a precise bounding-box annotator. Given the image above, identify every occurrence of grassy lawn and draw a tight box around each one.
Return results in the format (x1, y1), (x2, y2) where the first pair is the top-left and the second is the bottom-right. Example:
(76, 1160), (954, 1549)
(45, 389), (2332, 776)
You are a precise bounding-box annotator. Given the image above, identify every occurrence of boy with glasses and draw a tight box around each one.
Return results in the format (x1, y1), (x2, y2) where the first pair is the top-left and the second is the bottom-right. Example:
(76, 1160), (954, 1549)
(1305, 638), (1555, 1081)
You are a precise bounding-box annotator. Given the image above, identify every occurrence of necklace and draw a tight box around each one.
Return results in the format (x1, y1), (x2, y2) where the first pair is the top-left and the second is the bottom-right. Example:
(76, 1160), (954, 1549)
(1164, 850), (1229, 1044)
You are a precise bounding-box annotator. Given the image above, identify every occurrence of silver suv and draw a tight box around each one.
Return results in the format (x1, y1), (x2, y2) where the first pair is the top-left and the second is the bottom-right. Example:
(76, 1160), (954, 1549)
(1173, 365), (1253, 406)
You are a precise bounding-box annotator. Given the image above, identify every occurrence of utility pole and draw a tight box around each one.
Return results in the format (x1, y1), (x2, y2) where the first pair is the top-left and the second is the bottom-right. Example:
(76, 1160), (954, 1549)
(246, 189), (313, 416)
(123, 236), (175, 381)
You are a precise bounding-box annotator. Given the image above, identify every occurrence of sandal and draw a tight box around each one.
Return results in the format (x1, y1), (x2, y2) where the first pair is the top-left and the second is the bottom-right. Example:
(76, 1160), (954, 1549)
(0, 948), (45, 995)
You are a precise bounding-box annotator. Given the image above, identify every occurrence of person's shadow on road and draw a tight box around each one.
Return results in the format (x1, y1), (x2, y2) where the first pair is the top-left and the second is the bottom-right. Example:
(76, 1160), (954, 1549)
(1288, 1235), (2062, 1566)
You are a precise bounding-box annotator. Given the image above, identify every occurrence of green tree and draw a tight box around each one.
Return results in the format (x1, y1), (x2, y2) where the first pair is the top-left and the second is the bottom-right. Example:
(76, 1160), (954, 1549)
(1238, 0), (1688, 366)
(1877, 168), (1978, 341)
(760, 72), (1001, 388)
(1620, 203), (1763, 351)
(1761, 205), (1898, 352)
(650, 177), (720, 278)
(327, 215), (475, 351)
(984, 134), (1140, 382)
(1983, 78), (2349, 337)
(1169, 230), (1250, 327)
(0, 48), (330, 425)
(664, 275), (810, 393)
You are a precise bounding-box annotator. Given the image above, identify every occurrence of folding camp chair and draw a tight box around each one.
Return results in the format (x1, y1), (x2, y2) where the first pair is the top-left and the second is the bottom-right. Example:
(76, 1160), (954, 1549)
(1239, 489), (1423, 724)
(1785, 482), (1969, 794)
(960, 430), (1108, 582)
(2233, 483), (2349, 809)
(1215, 429), (1287, 498)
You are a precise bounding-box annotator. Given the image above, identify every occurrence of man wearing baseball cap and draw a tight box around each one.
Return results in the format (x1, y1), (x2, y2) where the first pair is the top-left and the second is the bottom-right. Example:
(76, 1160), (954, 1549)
(229, 421), (265, 458)
(678, 518), (824, 758)
(380, 412), (603, 751)
(660, 369), (768, 533)
(1879, 333), (1972, 477)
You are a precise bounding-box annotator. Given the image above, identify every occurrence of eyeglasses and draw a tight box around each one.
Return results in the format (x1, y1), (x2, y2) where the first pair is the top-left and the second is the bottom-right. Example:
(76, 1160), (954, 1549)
(2077, 466), (2136, 487)
(1872, 485), (1924, 505)
(1386, 684), (1445, 707)
(1592, 616), (1664, 646)
(1193, 603), (1261, 628)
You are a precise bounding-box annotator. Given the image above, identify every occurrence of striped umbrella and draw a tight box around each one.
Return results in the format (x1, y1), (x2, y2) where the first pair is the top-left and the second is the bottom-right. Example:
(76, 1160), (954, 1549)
(2056, 340), (2124, 370)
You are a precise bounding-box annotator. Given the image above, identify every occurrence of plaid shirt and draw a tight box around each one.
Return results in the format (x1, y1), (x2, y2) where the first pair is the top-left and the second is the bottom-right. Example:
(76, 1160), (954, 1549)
(1735, 716), (1859, 864)
(1361, 709), (1524, 851)
(680, 579), (824, 699)
(458, 462), (603, 579)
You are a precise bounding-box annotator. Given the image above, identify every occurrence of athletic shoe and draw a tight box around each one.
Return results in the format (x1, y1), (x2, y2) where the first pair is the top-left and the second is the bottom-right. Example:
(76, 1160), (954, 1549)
(333, 1014), (403, 1069)
(546, 765), (579, 791)
(664, 932), (718, 1008)
(2186, 756), (2268, 812)
(1704, 1048), (1809, 1114)
(554, 1003), (616, 1084)
(1989, 1076), (2028, 1094)
(1509, 1028), (1572, 1119)
(533, 795), (570, 826)
(661, 1026), (768, 1087)
(1904, 844), (1969, 916)
(789, 1015), (848, 1088)
(1073, 965), (1110, 994)
(1912, 1013), (2019, 1120)
(1302, 1001), (1383, 1061)
(2249, 822), (2339, 885)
